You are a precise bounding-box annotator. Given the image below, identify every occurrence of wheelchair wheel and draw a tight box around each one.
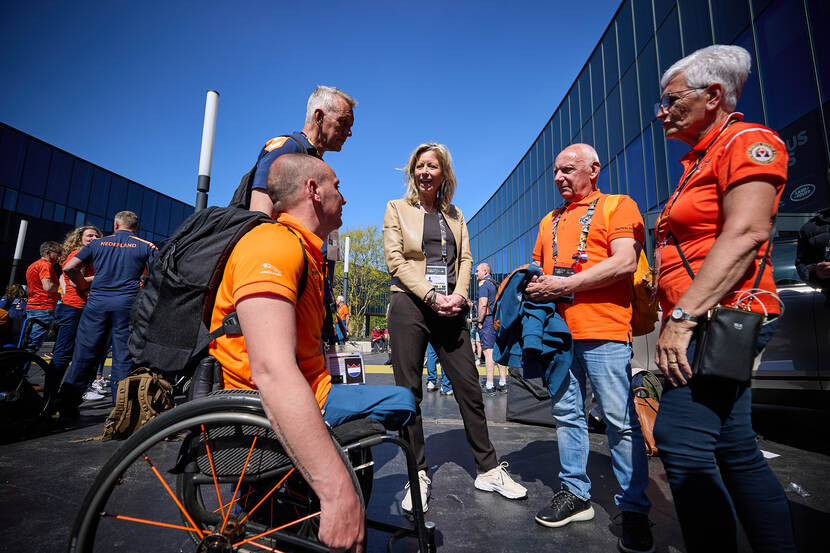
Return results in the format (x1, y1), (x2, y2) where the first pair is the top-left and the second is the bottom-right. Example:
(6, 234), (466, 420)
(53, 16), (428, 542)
(0, 349), (58, 439)
(68, 390), (366, 553)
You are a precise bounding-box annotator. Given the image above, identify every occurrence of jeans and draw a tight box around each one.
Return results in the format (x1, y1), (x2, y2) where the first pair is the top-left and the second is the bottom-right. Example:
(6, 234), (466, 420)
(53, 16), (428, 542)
(51, 304), (83, 375)
(24, 308), (54, 353)
(425, 343), (452, 393)
(549, 339), (651, 514)
(653, 319), (796, 552)
(323, 383), (415, 430)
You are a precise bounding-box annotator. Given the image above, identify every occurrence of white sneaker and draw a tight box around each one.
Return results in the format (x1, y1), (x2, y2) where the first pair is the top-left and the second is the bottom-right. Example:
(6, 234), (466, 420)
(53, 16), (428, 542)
(401, 469), (431, 513)
(474, 462), (527, 499)
(426, 381), (437, 392)
(82, 389), (105, 401)
(91, 378), (107, 393)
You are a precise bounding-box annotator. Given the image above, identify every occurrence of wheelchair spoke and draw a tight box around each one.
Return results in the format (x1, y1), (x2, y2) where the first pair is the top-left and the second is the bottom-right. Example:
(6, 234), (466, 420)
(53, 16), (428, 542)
(200, 424), (226, 520)
(237, 468), (295, 525)
(143, 455), (205, 539)
(101, 512), (200, 533)
(233, 511), (321, 549)
(220, 427), (260, 534)
(213, 487), (255, 514)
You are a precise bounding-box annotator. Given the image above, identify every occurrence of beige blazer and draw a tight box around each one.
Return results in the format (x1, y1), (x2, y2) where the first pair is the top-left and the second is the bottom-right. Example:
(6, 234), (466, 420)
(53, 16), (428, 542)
(383, 198), (473, 301)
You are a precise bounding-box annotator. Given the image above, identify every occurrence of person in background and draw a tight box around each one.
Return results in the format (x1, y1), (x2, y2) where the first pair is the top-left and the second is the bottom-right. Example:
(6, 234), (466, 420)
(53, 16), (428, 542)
(335, 295), (350, 345)
(384, 142), (526, 513)
(796, 201), (830, 303)
(476, 262), (506, 394)
(652, 44), (796, 552)
(51, 225), (103, 399)
(24, 241), (63, 357)
(468, 300), (482, 365)
(0, 284), (27, 345)
(425, 342), (452, 395)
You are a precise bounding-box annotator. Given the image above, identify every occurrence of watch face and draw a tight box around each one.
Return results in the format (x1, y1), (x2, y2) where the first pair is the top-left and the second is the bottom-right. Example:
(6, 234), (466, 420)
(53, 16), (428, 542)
(671, 307), (684, 320)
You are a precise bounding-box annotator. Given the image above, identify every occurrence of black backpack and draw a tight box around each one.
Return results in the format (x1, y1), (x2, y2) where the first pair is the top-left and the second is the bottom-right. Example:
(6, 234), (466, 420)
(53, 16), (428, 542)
(228, 133), (311, 209)
(128, 206), (308, 374)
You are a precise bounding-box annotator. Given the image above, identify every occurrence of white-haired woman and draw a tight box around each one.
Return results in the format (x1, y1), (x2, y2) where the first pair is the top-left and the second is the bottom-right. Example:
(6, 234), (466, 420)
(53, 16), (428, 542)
(383, 142), (526, 513)
(652, 45), (796, 552)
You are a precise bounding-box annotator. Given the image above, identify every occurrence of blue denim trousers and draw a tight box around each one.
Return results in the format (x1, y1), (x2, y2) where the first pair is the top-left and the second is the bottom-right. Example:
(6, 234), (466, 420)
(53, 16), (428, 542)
(24, 308), (54, 353)
(653, 319), (796, 552)
(425, 343), (452, 392)
(322, 383), (415, 430)
(549, 339), (651, 513)
(51, 303), (83, 375)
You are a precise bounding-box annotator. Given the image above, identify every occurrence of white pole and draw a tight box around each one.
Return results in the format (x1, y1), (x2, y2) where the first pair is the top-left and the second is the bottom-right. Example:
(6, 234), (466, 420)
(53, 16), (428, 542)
(8, 219), (28, 286)
(343, 236), (351, 299)
(195, 90), (219, 211)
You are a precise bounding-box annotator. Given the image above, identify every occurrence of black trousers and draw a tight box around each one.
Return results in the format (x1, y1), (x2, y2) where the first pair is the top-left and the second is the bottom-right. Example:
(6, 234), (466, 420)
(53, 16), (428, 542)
(388, 292), (498, 473)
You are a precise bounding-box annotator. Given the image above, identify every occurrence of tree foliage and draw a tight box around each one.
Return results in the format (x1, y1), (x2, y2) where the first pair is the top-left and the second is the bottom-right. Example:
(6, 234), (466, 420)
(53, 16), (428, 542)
(332, 225), (389, 337)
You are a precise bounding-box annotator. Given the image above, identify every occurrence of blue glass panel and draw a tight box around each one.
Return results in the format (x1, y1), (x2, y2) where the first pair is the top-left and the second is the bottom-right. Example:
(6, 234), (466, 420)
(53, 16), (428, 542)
(621, 65), (641, 144)
(53, 203), (65, 223)
(64, 207), (75, 225)
(642, 126), (657, 210)
(603, 24), (619, 94)
(75, 211), (87, 227)
(665, 137), (688, 192)
(651, 121), (671, 207)
(756, 0), (818, 130)
(598, 165), (611, 194)
(609, 156), (620, 195)
(21, 141), (50, 197)
(87, 214), (105, 231)
(657, 7), (682, 78)
(141, 189), (157, 233)
(46, 151), (71, 205)
(591, 50), (605, 107)
(711, 0), (750, 44)
(579, 69), (592, 127)
(126, 183), (143, 214)
(0, 128), (26, 189)
(678, 0), (712, 55)
(551, 113), (562, 157)
(807, 0), (830, 102)
(68, 161), (92, 210)
(633, 0), (654, 53)
(654, 0), (675, 25)
(561, 95), (572, 143)
(778, 107), (829, 213)
(638, 39), (658, 130)
(42, 200), (54, 220)
(625, 136), (646, 211)
(594, 101), (609, 164)
(108, 176), (128, 219)
(733, 29), (764, 124)
(3, 188), (17, 211)
(607, 85), (624, 158)
(155, 195), (171, 238)
(617, 0), (636, 73)
(582, 119), (594, 151)
(88, 169), (110, 217)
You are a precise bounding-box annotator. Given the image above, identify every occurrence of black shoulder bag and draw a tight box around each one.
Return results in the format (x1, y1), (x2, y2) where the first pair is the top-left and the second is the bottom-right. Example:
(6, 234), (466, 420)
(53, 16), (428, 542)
(673, 228), (775, 384)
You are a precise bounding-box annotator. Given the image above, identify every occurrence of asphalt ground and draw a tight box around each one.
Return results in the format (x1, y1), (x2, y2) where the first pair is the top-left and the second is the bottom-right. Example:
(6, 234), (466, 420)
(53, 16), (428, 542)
(1, 351), (828, 552)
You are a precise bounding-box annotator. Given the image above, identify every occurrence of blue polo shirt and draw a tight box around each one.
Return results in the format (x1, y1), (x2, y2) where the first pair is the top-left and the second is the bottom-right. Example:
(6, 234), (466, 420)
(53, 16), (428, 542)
(75, 230), (157, 300)
(251, 133), (319, 191)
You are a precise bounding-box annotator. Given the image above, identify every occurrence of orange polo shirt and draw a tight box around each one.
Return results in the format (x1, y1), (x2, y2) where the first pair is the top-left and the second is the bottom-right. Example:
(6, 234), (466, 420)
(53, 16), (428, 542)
(26, 258), (60, 310)
(208, 213), (331, 408)
(61, 250), (94, 309)
(532, 190), (645, 341)
(337, 303), (349, 321)
(656, 114), (787, 317)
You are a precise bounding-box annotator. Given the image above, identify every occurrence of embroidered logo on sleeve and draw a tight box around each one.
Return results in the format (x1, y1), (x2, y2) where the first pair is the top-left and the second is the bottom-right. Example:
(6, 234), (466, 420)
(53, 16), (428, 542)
(260, 263), (282, 276)
(747, 142), (776, 164)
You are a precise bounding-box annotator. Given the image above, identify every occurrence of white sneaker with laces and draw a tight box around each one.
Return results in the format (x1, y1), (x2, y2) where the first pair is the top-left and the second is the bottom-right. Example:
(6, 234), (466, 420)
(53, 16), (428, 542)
(91, 378), (107, 393)
(401, 469), (431, 513)
(82, 389), (105, 401)
(474, 462), (527, 499)
(426, 381), (436, 392)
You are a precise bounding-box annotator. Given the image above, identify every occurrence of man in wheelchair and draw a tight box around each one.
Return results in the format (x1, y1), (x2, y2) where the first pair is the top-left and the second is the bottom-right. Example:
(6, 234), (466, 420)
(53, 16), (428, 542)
(208, 154), (416, 552)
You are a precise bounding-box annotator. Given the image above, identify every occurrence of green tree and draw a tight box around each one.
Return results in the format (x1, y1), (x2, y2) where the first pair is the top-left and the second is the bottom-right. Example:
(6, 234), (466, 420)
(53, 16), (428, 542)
(332, 225), (390, 338)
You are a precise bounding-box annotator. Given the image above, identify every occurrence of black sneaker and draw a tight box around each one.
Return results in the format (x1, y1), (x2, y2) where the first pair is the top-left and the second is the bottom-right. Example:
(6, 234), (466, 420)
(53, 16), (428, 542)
(618, 511), (654, 553)
(496, 382), (508, 394)
(535, 488), (595, 528)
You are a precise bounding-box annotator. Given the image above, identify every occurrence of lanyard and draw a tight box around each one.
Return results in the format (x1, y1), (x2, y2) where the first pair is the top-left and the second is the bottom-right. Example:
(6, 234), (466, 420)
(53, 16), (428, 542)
(655, 117), (739, 247)
(551, 198), (599, 272)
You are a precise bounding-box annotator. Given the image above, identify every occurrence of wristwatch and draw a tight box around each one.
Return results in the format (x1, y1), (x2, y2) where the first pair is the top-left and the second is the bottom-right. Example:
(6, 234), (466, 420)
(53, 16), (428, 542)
(670, 307), (698, 323)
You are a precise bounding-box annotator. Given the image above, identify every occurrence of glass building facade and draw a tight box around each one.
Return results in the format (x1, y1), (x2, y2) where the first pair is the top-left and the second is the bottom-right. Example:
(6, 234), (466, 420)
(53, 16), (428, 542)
(468, 0), (829, 280)
(0, 122), (192, 283)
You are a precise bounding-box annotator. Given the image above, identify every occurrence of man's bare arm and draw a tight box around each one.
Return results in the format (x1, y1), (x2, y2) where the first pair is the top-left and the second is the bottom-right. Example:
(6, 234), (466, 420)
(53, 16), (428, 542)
(250, 189), (276, 217)
(237, 294), (364, 552)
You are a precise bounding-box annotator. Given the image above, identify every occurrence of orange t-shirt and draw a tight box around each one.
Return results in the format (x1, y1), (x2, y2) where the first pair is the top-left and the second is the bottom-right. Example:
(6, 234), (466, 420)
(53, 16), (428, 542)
(532, 190), (645, 342)
(61, 250), (94, 309)
(337, 303), (349, 321)
(26, 258), (60, 310)
(656, 115), (787, 317)
(208, 213), (331, 408)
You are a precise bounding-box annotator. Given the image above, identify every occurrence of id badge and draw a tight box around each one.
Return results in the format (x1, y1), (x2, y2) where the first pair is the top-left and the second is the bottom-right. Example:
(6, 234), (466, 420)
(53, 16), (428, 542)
(552, 266), (575, 305)
(425, 264), (449, 295)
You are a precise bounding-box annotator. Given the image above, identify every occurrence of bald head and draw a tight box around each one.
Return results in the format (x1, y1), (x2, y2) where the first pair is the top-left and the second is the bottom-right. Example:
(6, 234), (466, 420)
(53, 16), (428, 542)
(554, 143), (601, 201)
(266, 154), (332, 210)
(475, 262), (491, 281)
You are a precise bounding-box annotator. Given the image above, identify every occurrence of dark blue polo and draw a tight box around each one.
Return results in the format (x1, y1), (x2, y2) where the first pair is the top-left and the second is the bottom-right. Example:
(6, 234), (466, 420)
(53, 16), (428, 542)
(251, 132), (319, 191)
(75, 230), (157, 299)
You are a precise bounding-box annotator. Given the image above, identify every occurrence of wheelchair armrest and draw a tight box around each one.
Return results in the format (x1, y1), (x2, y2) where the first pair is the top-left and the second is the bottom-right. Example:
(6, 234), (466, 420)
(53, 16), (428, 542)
(330, 418), (386, 448)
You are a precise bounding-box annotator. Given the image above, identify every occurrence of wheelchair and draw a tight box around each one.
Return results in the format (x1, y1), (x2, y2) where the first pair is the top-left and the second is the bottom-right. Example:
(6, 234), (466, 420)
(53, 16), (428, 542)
(67, 388), (437, 552)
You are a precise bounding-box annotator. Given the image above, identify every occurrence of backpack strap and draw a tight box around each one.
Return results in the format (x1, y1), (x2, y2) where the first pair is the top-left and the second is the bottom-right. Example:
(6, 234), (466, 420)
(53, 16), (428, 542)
(206, 221), (309, 342)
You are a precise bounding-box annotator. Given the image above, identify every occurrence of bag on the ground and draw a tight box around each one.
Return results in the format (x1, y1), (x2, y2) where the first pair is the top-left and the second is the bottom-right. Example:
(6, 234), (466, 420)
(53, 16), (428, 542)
(128, 206), (308, 375)
(602, 195), (658, 336)
(102, 368), (174, 440)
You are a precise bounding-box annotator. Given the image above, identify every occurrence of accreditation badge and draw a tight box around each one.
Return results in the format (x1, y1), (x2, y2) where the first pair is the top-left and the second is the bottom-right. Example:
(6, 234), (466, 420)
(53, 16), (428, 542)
(425, 264), (449, 295)
(552, 265), (575, 305)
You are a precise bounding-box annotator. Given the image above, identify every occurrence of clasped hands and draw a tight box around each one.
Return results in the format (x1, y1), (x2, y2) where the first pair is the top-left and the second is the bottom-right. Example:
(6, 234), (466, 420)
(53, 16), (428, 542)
(428, 292), (465, 317)
(524, 274), (572, 302)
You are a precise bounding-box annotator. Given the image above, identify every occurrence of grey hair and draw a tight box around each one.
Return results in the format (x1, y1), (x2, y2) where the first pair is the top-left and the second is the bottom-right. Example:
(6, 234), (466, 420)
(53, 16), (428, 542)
(403, 142), (458, 213)
(660, 45), (751, 112)
(305, 86), (357, 123)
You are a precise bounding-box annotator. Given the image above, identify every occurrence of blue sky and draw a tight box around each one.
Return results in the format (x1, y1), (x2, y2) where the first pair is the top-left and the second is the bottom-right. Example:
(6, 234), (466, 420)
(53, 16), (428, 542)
(1, 0), (621, 231)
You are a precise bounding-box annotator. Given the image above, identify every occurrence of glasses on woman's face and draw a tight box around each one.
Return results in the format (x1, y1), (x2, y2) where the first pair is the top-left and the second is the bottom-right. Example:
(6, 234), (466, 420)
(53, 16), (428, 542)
(654, 87), (706, 116)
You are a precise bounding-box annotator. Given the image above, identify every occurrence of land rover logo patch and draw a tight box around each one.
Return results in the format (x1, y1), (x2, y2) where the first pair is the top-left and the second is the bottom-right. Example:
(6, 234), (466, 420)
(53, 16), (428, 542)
(747, 142), (776, 164)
